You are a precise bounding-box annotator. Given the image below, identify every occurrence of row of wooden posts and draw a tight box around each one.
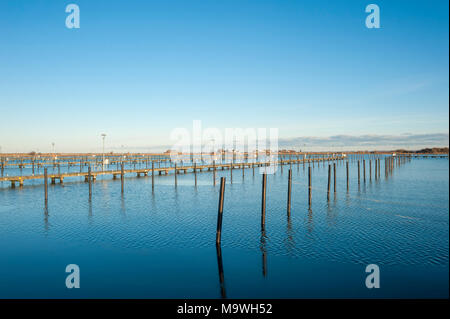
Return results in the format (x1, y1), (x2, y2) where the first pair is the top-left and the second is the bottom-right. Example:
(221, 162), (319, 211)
(42, 156), (408, 230)
(216, 156), (408, 245)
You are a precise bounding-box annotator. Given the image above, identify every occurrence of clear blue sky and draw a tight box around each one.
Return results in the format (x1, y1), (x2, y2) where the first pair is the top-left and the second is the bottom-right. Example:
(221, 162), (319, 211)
(0, 0), (448, 152)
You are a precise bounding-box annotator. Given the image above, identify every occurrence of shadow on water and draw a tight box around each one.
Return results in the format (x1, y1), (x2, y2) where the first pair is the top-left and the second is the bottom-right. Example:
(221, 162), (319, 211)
(215, 244), (226, 298)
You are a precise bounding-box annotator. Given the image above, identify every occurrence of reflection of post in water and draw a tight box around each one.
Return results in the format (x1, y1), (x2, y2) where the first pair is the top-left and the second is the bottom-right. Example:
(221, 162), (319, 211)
(307, 208), (313, 234)
(215, 244), (227, 298)
(120, 193), (126, 214)
(286, 214), (294, 254)
(260, 230), (267, 278)
(43, 207), (49, 234)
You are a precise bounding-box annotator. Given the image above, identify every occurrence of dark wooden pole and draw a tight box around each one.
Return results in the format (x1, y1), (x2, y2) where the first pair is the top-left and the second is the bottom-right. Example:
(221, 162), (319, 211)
(88, 165), (92, 200)
(346, 161), (349, 192)
(308, 166), (312, 206)
(333, 162), (336, 193)
(194, 162), (197, 186)
(327, 164), (331, 201)
(44, 167), (48, 206)
(216, 177), (226, 245)
(363, 160), (366, 183)
(152, 161), (155, 191)
(174, 163), (177, 187)
(230, 160), (233, 184)
(261, 173), (267, 229)
(213, 160), (216, 186)
(287, 169), (292, 216)
(357, 160), (360, 185)
(121, 162), (124, 194)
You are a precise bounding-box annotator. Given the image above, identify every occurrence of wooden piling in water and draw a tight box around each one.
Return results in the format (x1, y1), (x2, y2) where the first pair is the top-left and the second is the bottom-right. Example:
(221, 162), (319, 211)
(88, 165), (92, 200)
(363, 160), (366, 183)
(357, 160), (360, 185)
(151, 161), (155, 191)
(287, 169), (292, 216)
(121, 162), (124, 194)
(230, 161), (233, 184)
(174, 163), (177, 187)
(261, 173), (267, 229)
(327, 164), (331, 201)
(213, 160), (216, 186)
(194, 162), (197, 186)
(308, 166), (312, 206)
(346, 161), (349, 192)
(333, 163), (336, 193)
(216, 177), (226, 245)
(44, 168), (48, 206)
(375, 159), (378, 180)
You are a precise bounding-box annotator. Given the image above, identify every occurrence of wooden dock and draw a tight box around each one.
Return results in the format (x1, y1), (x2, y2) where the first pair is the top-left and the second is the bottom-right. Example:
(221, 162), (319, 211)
(1, 157), (339, 188)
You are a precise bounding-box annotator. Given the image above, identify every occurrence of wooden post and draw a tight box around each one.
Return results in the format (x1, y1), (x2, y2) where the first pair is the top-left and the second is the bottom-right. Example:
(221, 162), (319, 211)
(88, 165), (92, 200)
(287, 169), (292, 216)
(121, 162), (124, 194)
(261, 173), (267, 229)
(174, 163), (177, 187)
(194, 162), (197, 186)
(216, 177), (226, 245)
(327, 164), (331, 201)
(369, 160), (372, 181)
(378, 159), (381, 179)
(44, 168), (48, 206)
(375, 159), (378, 180)
(230, 160), (233, 184)
(151, 161), (155, 191)
(363, 160), (366, 183)
(281, 156), (283, 173)
(333, 163), (336, 193)
(357, 160), (360, 185)
(213, 160), (216, 186)
(308, 166), (312, 206)
(346, 161), (349, 192)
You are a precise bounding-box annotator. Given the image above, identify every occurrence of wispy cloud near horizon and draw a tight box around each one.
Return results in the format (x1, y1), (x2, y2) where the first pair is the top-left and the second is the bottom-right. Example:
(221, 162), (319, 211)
(106, 132), (449, 153)
(278, 133), (449, 151)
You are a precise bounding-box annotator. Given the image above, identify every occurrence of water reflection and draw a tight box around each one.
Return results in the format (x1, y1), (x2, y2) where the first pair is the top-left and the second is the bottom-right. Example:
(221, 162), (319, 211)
(43, 207), (49, 235)
(215, 244), (226, 298)
(260, 230), (268, 278)
(286, 216), (294, 255)
(307, 208), (313, 234)
(120, 193), (126, 215)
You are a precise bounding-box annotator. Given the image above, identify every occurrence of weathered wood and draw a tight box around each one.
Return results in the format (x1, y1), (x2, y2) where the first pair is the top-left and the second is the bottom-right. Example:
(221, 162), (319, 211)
(216, 177), (226, 245)
(308, 166), (312, 206)
(327, 164), (331, 201)
(44, 168), (48, 205)
(261, 173), (267, 230)
(287, 169), (292, 216)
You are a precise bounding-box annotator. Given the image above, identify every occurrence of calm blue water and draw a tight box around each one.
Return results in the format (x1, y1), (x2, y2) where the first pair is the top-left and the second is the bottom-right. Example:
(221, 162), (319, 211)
(0, 157), (448, 298)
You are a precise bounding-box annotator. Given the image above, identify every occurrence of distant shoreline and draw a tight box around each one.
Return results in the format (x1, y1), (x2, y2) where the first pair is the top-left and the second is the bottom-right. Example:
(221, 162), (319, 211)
(0, 147), (448, 157)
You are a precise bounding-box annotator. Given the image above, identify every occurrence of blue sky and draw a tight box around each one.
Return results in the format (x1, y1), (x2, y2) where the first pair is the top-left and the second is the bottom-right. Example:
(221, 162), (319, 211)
(0, 0), (448, 152)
